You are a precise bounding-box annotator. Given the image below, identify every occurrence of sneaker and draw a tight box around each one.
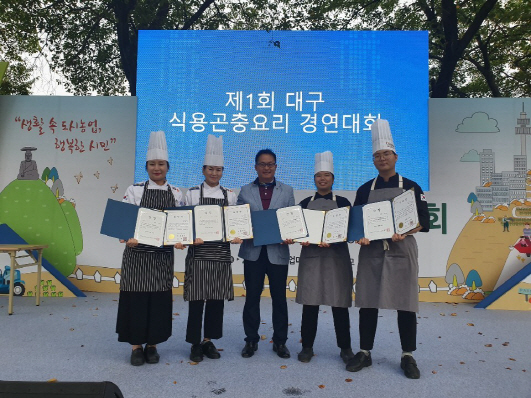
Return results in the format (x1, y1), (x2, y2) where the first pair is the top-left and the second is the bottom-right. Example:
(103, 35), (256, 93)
(297, 347), (314, 363)
(340, 347), (355, 364)
(401, 355), (421, 379)
(190, 344), (204, 362)
(130, 347), (145, 366)
(346, 351), (372, 372)
(202, 341), (221, 359)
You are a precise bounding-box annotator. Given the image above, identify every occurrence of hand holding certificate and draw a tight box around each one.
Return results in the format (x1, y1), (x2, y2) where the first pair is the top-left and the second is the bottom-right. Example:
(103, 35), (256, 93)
(295, 207), (350, 245)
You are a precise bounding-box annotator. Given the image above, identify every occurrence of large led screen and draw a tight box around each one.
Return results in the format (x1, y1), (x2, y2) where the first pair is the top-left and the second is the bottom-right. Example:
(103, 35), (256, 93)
(136, 30), (429, 190)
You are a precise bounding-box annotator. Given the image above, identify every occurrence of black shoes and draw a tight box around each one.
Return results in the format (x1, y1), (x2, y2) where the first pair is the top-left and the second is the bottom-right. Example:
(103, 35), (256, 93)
(241, 342), (258, 358)
(190, 344), (204, 362)
(346, 351), (372, 372)
(297, 347), (314, 363)
(273, 343), (291, 359)
(401, 355), (421, 379)
(130, 347), (145, 366)
(144, 346), (160, 364)
(202, 341), (221, 359)
(340, 348), (355, 364)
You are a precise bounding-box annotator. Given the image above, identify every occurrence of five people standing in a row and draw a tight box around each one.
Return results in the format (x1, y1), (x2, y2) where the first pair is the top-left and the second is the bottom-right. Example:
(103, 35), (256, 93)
(116, 120), (429, 379)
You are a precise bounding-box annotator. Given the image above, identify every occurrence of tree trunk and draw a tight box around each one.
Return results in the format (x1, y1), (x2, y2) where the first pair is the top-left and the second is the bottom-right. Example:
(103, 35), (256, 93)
(431, 0), (498, 98)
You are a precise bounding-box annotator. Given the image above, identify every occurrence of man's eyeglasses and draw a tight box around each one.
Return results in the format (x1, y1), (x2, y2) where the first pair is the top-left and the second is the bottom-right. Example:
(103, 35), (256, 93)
(373, 151), (395, 160)
(256, 162), (277, 168)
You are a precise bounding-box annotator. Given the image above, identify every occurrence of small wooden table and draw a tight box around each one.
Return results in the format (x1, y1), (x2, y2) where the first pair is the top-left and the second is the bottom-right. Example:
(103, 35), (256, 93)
(0, 244), (48, 315)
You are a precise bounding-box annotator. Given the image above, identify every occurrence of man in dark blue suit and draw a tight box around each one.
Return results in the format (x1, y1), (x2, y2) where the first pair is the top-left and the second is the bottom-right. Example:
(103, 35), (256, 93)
(237, 149), (295, 359)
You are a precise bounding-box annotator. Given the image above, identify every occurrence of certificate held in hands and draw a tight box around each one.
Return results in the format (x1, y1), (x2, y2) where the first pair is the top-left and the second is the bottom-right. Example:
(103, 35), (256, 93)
(296, 207), (350, 245)
(251, 205), (308, 246)
(362, 188), (419, 241)
(100, 199), (194, 246)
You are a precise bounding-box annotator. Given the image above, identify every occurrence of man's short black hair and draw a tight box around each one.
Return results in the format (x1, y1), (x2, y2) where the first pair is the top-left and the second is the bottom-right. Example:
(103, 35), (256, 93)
(145, 161), (170, 170)
(255, 149), (276, 164)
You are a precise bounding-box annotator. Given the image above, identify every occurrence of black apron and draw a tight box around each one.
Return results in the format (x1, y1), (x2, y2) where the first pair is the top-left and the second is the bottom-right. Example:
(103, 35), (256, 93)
(296, 194), (353, 308)
(184, 183), (234, 301)
(120, 181), (176, 292)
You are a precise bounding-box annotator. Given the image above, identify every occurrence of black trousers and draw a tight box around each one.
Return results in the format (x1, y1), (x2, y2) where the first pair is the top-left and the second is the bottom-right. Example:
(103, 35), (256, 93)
(243, 247), (289, 345)
(186, 299), (225, 345)
(301, 305), (351, 349)
(359, 308), (417, 352)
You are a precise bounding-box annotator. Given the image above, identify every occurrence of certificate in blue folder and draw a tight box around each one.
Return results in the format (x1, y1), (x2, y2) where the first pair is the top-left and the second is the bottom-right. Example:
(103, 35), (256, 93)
(251, 209), (283, 246)
(100, 199), (139, 240)
(100, 199), (197, 243)
(347, 205), (365, 242)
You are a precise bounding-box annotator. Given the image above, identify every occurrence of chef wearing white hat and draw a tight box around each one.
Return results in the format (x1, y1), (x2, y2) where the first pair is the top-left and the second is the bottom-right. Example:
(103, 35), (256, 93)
(347, 119), (429, 379)
(181, 134), (237, 363)
(295, 151), (355, 365)
(116, 130), (183, 366)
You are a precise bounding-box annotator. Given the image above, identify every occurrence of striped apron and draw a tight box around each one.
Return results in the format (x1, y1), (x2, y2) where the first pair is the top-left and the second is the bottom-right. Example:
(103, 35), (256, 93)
(120, 181), (176, 292)
(184, 184), (234, 301)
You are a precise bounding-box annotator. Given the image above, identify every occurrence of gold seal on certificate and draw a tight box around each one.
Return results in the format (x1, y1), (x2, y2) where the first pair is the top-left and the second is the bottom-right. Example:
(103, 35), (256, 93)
(362, 188), (419, 240)
(164, 209), (193, 245)
(322, 206), (349, 244)
(224, 204), (253, 240)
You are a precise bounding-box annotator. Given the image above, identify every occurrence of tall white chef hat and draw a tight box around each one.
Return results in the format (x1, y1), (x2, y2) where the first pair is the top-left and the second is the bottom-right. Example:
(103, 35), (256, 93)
(203, 134), (224, 167)
(146, 130), (168, 161)
(315, 151), (334, 174)
(371, 119), (395, 154)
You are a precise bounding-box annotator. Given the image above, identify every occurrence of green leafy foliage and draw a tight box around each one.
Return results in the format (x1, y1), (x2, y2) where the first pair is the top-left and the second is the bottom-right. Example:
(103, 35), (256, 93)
(1, 0), (529, 97)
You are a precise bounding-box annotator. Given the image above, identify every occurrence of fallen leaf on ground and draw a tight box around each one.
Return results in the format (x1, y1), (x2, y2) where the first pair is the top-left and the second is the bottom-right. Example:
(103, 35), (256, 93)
(173, 381), (177, 384)
(47, 379), (57, 383)
(506, 367), (512, 370)
(450, 313), (457, 316)
(502, 342), (509, 346)
(432, 371), (437, 374)
(318, 385), (325, 389)
(467, 323), (474, 326)
(69, 328), (75, 331)
(260, 335), (267, 340)
(218, 349), (224, 351)
(280, 365), (287, 369)
(345, 379), (352, 383)
(173, 313), (180, 316)
(439, 313), (445, 316)
(459, 362), (465, 364)
(189, 361), (198, 365)
(485, 344), (492, 347)
(509, 358), (516, 361)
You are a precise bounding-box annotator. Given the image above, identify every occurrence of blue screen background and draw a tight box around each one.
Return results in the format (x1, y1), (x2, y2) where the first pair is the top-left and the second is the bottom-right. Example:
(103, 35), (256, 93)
(136, 30), (429, 191)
